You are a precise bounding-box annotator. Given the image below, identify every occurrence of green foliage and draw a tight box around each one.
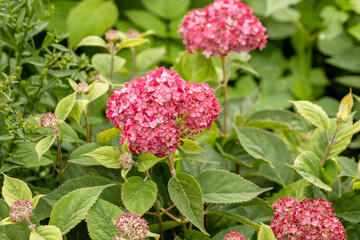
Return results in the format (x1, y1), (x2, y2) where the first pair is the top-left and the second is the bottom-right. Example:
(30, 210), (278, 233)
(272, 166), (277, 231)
(257, 224), (276, 240)
(137, 153), (166, 172)
(55, 93), (76, 121)
(96, 128), (121, 144)
(85, 146), (122, 169)
(49, 185), (113, 234)
(178, 139), (205, 154)
(87, 199), (123, 240)
(291, 100), (330, 130)
(121, 176), (157, 216)
(35, 135), (56, 162)
(2, 174), (32, 207)
(29, 225), (62, 240)
(168, 173), (207, 235)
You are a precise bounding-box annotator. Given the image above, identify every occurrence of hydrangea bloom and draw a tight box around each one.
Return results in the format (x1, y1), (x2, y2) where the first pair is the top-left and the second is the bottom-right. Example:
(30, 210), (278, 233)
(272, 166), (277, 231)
(76, 82), (89, 94)
(224, 231), (245, 240)
(9, 200), (34, 222)
(179, 0), (267, 58)
(106, 67), (220, 155)
(270, 197), (347, 239)
(39, 112), (60, 134)
(114, 213), (148, 240)
(119, 152), (133, 169)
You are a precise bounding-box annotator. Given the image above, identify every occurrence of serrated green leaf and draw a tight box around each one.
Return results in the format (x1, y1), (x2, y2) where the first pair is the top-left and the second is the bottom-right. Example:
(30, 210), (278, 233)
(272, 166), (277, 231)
(68, 143), (101, 166)
(0, 217), (16, 226)
(55, 92), (76, 121)
(66, 0), (118, 48)
(235, 127), (294, 187)
(96, 128), (121, 144)
(76, 35), (107, 49)
(178, 139), (205, 154)
(29, 225), (62, 240)
(35, 135), (56, 161)
(291, 100), (330, 130)
(31, 195), (44, 209)
(266, 179), (309, 204)
(2, 174), (32, 207)
(49, 184), (113, 234)
(87, 199), (123, 240)
(197, 170), (271, 203)
(118, 38), (148, 49)
(337, 90), (353, 122)
(43, 176), (117, 206)
(84, 146), (122, 169)
(59, 122), (79, 143)
(70, 100), (89, 126)
(335, 191), (360, 222)
(91, 53), (126, 78)
(137, 153), (166, 172)
(84, 82), (108, 102)
(257, 224), (276, 240)
(122, 177), (157, 216)
(168, 173), (207, 235)
(338, 157), (357, 177)
(289, 151), (332, 191)
(184, 230), (211, 240)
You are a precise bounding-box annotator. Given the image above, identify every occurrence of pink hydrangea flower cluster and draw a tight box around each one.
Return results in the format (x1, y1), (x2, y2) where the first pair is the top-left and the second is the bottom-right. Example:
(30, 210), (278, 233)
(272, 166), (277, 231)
(270, 197), (347, 239)
(178, 0), (267, 58)
(114, 213), (149, 240)
(224, 230), (245, 240)
(106, 67), (220, 155)
(9, 200), (33, 222)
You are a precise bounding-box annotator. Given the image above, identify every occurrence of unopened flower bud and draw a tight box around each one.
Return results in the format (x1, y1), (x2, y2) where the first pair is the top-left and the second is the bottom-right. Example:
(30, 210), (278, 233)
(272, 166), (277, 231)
(40, 112), (59, 129)
(114, 213), (148, 240)
(76, 82), (89, 94)
(9, 200), (34, 222)
(119, 152), (133, 169)
(105, 29), (120, 42)
(224, 231), (245, 240)
(126, 29), (140, 39)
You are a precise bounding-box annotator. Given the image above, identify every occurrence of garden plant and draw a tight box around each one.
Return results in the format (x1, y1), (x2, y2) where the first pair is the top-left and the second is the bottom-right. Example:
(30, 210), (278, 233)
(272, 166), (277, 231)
(0, 0), (360, 239)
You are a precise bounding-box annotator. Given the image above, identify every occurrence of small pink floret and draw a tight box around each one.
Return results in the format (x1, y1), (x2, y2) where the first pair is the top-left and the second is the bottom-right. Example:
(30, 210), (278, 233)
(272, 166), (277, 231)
(9, 200), (33, 222)
(270, 197), (347, 239)
(114, 213), (149, 240)
(224, 230), (245, 240)
(179, 0), (268, 58)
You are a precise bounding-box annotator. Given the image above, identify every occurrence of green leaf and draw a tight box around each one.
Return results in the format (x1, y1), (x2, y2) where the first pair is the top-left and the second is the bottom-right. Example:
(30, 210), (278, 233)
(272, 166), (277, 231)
(31, 195), (44, 209)
(337, 90), (353, 122)
(29, 225), (62, 240)
(257, 224), (276, 240)
(291, 100), (330, 129)
(66, 0), (118, 48)
(87, 199), (123, 240)
(91, 53), (126, 78)
(289, 151), (332, 191)
(43, 176), (117, 206)
(141, 0), (190, 19)
(235, 127), (294, 187)
(229, 59), (259, 77)
(173, 51), (218, 87)
(265, 0), (301, 16)
(2, 174), (32, 207)
(70, 100), (89, 126)
(35, 135), (56, 161)
(335, 76), (360, 89)
(168, 173), (207, 235)
(184, 230), (211, 240)
(49, 184), (113, 234)
(178, 139), (205, 154)
(55, 92), (76, 121)
(96, 128), (121, 144)
(68, 143), (101, 166)
(84, 82), (108, 102)
(206, 211), (260, 231)
(353, 182), (360, 190)
(59, 122), (79, 143)
(124, 10), (166, 37)
(338, 157), (357, 177)
(136, 47), (166, 70)
(137, 153), (166, 172)
(76, 35), (108, 49)
(196, 170), (271, 203)
(118, 38), (148, 49)
(84, 146), (122, 169)
(266, 179), (309, 204)
(327, 47), (360, 73)
(0, 217), (16, 227)
(122, 176), (157, 216)
(335, 191), (360, 222)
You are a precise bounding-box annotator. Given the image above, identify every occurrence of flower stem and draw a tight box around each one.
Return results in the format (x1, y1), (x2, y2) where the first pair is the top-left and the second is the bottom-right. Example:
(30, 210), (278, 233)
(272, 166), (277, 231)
(321, 126), (339, 167)
(84, 110), (90, 143)
(131, 47), (136, 78)
(56, 134), (63, 186)
(220, 56), (227, 135)
(167, 152), (177, 179)
(155, 200), (164, 240)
